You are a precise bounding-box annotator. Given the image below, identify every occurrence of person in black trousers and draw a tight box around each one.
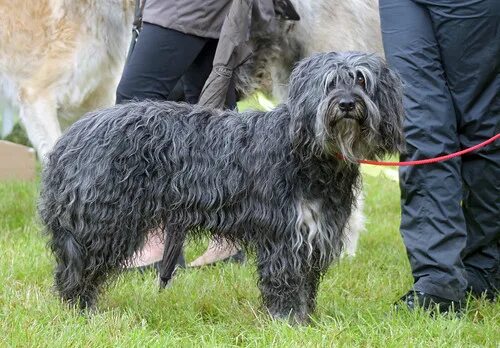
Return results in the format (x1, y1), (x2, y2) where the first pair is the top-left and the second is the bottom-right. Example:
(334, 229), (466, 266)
(380, 0), (499, 312)
(116, 23), (236, 107)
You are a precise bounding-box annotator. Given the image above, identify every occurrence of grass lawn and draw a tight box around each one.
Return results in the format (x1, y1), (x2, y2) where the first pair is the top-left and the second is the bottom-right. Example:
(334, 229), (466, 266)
(0, 173), (498, 347)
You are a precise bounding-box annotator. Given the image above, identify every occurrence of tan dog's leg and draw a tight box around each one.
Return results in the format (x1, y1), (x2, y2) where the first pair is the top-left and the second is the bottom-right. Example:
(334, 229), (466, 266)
(19, 94), (61, 161)
(1, 103), (16, 137)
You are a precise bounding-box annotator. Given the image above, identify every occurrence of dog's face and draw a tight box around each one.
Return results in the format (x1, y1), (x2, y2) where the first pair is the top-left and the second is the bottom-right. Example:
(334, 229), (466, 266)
(287, 52), (405, 162)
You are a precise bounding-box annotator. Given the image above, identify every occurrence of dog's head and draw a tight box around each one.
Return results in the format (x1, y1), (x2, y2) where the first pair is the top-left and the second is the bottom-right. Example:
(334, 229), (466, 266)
(287, 52), (405, 162)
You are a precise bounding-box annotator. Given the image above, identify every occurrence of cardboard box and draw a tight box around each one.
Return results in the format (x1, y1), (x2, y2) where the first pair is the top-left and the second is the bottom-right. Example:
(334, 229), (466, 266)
(0, 140), (36, 181)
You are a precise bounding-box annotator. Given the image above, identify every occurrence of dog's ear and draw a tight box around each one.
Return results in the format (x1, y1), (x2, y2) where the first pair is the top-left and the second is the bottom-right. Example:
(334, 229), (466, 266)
(374, 60), (406, 154)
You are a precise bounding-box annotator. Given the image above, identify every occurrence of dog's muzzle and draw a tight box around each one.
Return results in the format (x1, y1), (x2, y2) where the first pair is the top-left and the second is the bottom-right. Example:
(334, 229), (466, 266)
(329, 94), (366, 125)
(338, 96), (355, 113)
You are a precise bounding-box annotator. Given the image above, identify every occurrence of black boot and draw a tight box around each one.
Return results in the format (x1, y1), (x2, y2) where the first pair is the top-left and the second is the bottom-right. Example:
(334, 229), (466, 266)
(395, 290), (464, 314)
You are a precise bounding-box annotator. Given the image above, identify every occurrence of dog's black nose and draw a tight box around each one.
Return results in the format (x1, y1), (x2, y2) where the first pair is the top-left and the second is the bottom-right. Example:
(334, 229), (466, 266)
(339, 97), (355, 112)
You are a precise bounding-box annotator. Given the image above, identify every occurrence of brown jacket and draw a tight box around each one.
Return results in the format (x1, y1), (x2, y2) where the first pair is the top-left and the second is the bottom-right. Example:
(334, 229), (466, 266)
(198, 0), (300, 109)
(142, 0), (232, 39)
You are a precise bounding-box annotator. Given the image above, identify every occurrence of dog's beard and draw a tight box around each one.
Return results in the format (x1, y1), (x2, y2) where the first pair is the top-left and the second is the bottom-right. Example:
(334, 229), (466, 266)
(316, 100), (367, 162)
(332, 119), (363, 163)
(315, 91), (382, 162)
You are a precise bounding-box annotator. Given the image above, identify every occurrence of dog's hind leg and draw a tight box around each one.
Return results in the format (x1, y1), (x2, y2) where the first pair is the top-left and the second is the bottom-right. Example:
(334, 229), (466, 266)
(52, 221), (141, 310)
(51, 225), (101, 310)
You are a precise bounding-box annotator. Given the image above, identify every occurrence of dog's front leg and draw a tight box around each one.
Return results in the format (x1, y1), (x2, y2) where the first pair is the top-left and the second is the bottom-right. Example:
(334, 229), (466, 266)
(256, 241), (313, 324)
(18, 94), (61, 161)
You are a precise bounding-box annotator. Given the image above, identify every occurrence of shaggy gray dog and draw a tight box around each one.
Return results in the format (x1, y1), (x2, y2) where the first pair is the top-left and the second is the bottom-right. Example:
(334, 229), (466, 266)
(39, 52), (404, 323)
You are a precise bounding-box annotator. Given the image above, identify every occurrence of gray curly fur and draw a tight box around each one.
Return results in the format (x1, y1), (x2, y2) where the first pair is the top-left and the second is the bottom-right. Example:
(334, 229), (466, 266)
(39, 52), (404, 324)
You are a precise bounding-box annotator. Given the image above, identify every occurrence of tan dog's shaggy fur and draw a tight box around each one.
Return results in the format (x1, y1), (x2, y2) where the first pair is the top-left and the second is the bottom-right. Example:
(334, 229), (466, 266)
(0, 0), (134, 159)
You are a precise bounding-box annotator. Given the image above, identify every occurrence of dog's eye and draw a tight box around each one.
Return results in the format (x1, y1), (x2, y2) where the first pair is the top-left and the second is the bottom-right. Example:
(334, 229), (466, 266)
(356, 73), (365, 89)
(327, 80), (336, 92)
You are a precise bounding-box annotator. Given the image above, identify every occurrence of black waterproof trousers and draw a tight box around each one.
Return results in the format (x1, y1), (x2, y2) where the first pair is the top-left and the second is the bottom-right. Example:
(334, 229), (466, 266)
(116, 23), (236, 107)
(380, 0), (499, 301)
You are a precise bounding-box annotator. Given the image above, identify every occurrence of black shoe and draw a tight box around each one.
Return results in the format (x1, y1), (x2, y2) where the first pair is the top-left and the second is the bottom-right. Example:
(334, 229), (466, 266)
(465, 267), (498, 302)
(467, 287), (498, 302)
(395, 290), (463, 314)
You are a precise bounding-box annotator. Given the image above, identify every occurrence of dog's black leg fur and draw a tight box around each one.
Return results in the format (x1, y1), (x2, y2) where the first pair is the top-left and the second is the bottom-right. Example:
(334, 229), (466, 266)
(51, 216), (154, 309)
(52, 225), (104, 310)
(304, 260), (323, 317)
(52, 225), (88, 308)
(256, 240), (313, 324)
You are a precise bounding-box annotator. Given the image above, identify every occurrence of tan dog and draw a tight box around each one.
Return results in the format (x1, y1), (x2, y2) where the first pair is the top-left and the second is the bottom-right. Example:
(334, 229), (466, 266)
(0, 0), (134, 160)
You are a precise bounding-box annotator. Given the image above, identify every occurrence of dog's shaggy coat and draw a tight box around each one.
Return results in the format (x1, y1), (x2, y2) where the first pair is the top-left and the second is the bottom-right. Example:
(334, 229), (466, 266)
(39, 52), (404, 323)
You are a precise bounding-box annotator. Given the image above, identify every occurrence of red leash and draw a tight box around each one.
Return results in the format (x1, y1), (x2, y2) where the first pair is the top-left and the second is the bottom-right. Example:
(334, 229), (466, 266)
(357, 133), (500, 167)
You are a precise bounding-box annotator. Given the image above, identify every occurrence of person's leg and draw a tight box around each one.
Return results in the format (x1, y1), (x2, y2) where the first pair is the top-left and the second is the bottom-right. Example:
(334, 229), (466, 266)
(167, 79), (186, 102)
(182, 40), (217, 104)
(380, 0), (467, 302)
(426, 0), (500, 299)
(183, 39), (237, 109)
(125, 232), (164, 268)
(225, 78), (237, 110)
(463, 160), (500, 300)
(116, 23), (208, 103)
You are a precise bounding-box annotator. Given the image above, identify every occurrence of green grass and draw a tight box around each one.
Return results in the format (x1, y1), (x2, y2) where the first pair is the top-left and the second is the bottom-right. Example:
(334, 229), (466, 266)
(0, 175), (498, 347)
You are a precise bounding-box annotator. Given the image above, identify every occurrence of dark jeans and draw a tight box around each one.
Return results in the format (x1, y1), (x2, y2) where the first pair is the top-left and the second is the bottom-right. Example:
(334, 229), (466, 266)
(116, 22), (236, 108)
(380, 0), (500, 301)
